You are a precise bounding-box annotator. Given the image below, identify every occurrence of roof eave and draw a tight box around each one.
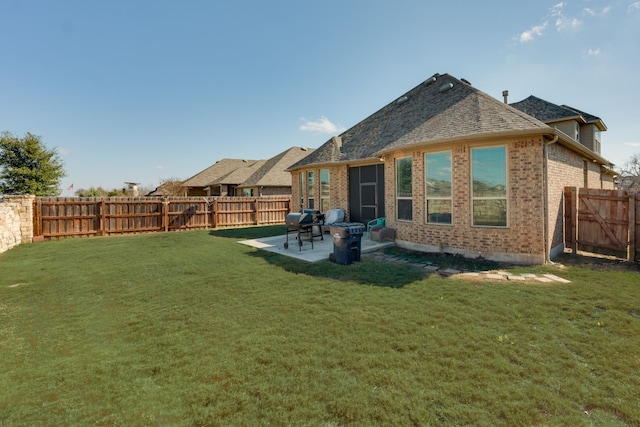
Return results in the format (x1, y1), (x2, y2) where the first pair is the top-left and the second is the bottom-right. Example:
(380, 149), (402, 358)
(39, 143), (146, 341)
(553, 129), (613, 167)
(374, 128), (553, 157)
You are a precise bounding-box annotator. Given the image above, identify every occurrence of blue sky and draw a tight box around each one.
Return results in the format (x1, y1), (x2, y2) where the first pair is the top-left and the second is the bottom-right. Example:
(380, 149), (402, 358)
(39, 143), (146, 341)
(1, 1), (639, 195)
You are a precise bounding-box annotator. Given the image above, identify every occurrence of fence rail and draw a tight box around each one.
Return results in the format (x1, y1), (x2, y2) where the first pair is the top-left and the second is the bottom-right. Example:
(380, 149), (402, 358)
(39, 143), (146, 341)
(34, 196), (292, 239)
(564, 187), (639, 262)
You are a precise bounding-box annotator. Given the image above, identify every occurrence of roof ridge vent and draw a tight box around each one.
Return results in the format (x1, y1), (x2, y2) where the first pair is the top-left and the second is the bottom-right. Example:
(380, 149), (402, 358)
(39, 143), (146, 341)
(396, 95), (409, 105)
(424, 76), (437, 86)
(461, 78), (472, 86)
(439, 83), (454, 93)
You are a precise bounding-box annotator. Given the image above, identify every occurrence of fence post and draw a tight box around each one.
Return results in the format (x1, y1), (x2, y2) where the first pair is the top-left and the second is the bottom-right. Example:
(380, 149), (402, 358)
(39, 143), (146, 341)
(163, 199), (169, 232)
(629, 193), (636, 262)
(254, 197), (259, 226)
(564, 186), (577, 253)
(100, 199), (106, 236)
(212, 199), (218, 228)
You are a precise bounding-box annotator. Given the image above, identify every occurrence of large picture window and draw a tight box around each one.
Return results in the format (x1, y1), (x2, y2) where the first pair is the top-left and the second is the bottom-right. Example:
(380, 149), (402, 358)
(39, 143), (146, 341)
(320, 169), (330, 213)
(471, 146), (507, 227)
(307, 171), (315, 210)
(396, 156), (412, 221)
(425, 151), (452, 224)
(299, 172), (305, 209)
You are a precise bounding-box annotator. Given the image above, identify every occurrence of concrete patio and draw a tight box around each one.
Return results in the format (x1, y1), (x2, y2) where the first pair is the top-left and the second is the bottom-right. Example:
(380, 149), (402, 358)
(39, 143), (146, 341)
(239, 232), (394, 263)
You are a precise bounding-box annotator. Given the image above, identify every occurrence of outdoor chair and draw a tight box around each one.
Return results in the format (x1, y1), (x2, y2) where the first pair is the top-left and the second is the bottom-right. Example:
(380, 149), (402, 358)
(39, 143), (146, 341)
(366, 217), (385, 239)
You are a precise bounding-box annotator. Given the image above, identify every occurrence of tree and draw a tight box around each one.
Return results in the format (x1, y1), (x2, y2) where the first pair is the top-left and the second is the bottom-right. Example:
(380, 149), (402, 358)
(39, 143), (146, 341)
(617, 153), (640, 191)
(74, 186), (127, 197)
(0, 131), (66, 196)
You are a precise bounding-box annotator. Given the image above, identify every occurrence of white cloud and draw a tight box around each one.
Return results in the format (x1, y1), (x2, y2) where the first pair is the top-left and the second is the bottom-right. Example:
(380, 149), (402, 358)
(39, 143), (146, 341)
(625, 142), (640, 147)
(156, 165), (165, 170)
(57, 147), (71, 156)
(629, 2), (640, 12)
(587, 48), (601, 56)
(519, 22), (548, 43)
(585, 6), (610, 17)
(550, 2), (566, 17)
(517, 1), (580, 43)
(555, 16), (582, 31)
(299, 116), (345, 134)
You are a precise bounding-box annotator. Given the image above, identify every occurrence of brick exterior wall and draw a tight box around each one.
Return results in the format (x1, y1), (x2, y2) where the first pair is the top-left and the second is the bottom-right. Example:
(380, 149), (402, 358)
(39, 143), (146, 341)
(0, 195), (35, 254)
(291, 138), (614, 264)
(291, 166), (349, 217)
(545, 142), (614, 258)
(379, 138), (548, 264)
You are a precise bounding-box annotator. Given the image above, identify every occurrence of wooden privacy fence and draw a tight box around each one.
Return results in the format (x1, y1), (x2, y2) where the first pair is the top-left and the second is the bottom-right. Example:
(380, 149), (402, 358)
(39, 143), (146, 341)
(33, 196), (292, 239)
(564, 187), (639, 262)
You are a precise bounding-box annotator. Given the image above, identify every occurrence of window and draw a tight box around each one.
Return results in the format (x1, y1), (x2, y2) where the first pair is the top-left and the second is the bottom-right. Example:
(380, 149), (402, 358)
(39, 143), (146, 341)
(242, 188), (253, 197)
(320, 169), (330, 213)
(425, 151), (452, 224)
(396, 156), (412, 221)
(307, 171), (315, 209)
(471, 146), (507, 227)
(299, 172), (305, 209)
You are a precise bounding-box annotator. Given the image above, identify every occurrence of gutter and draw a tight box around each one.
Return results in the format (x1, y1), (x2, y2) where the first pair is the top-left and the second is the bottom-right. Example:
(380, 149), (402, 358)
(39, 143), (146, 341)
(543, 133), (559, 263)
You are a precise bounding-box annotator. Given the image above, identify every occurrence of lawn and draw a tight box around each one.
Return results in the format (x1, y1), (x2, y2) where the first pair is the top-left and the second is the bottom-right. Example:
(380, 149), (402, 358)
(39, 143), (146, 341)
(1, 227), (639, 426)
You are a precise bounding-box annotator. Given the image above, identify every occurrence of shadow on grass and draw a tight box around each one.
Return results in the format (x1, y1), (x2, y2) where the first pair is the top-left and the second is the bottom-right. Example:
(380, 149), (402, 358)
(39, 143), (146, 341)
(244, 248), (427, 289)
(209, 226), (426, 288)
(209, 225), (285, 240)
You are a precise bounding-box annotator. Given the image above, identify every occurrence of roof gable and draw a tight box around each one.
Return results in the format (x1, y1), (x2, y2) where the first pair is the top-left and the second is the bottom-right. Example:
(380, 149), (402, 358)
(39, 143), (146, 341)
(182, 158), (260, 187)
(510, 96), (606, 131)
(290, 73), (550, 169)
(239, 147), (315, 188)
(210, 160), (265, 185)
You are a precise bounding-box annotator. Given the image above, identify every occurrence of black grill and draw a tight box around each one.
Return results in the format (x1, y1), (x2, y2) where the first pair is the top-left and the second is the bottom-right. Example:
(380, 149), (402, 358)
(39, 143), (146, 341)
(284, 210), (325, 250)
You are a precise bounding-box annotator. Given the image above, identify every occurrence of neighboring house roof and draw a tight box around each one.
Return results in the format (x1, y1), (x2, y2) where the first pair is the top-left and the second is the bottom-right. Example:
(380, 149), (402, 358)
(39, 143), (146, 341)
(210, 160), (266, 185)
(238, 147), (315, 188)
(182, 159), (260, 187)
(510, 96), (607, 131)
(289, 73), (551, 169)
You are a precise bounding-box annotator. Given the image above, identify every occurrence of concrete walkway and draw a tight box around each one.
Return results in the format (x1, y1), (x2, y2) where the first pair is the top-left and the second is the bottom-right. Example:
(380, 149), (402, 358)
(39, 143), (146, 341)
(238, 233), (394, 263)
(239, 234), (571, 283)
(364, 251), (571, 283)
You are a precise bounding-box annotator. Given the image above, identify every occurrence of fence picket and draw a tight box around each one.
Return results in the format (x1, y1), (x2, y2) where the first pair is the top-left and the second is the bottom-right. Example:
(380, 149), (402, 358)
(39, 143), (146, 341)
(33, 196), (291, 239)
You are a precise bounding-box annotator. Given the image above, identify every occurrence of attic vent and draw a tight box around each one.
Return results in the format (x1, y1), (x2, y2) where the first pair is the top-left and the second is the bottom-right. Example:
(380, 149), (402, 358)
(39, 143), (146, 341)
(461, 78), (472, 86)
(396, 96), (408, 105)
(439, 83), (454, 93)
(424, 76), (437, 85)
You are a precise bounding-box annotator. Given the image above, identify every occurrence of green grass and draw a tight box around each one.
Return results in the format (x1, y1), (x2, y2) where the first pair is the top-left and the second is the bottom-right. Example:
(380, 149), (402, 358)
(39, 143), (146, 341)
(1, 226), (639, 426)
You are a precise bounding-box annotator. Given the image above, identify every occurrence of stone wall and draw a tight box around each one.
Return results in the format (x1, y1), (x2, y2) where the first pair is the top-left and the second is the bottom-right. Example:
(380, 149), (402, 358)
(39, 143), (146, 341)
(0, 195), (35, 254)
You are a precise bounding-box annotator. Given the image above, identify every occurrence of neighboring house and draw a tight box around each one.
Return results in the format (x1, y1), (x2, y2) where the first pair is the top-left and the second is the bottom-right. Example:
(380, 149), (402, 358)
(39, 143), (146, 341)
(181, 159), (262, 197)
(236, 147), (315, 198)
(207, 160), (266, 197)
(288, 73), (615, 264)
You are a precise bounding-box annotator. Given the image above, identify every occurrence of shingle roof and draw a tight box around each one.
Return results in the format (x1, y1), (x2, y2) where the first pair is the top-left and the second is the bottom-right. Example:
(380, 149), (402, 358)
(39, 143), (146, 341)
(509, 96), (607, 131)
(182, 159), (260, 187)
(509, 95), (580, 122)
(560, 105), (607, 131)
(238, 147), (315, 188)
(210, 160), (266, 185)
(289, 73), (550, 169)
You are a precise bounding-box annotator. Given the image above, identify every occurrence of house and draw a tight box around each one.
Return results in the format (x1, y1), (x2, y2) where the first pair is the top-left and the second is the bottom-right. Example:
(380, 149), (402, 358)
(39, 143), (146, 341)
(206, 160), (266, 197)
(181, 159), (263, 197)
(236, 146), (315, 198)
(288, 73), (615, 264)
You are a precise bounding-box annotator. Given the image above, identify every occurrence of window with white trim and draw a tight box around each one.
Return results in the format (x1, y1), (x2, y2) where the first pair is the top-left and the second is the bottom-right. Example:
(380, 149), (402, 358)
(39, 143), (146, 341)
(471, 146), (507, 227)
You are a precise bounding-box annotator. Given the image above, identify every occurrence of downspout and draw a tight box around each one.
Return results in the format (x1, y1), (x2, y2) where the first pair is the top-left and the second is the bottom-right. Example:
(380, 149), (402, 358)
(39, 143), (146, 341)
(543, 133), (559, 263)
